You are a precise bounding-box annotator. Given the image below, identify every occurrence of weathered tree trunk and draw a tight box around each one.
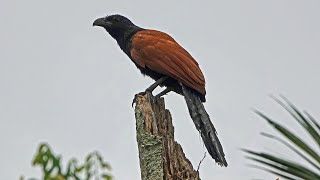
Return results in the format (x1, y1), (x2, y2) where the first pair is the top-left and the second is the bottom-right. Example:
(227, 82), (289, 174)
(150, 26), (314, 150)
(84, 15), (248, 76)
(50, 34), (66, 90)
(134, 93), (200, 180)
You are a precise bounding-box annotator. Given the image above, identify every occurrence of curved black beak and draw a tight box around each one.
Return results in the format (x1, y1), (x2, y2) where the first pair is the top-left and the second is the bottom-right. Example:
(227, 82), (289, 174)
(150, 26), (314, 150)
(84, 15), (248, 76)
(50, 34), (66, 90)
(93, 17), (111, 27)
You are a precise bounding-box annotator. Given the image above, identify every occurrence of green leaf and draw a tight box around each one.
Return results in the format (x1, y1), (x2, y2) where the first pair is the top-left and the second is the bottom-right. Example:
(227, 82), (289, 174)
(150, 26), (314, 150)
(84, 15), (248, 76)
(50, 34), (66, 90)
(304, 111), (320, 136)
(75, 165), (85, 173)
(244, 149), (320, 179)
(102, 162), (112, 170)
(248, 164), (298, 180)
(255, 110), (320, 164)
(277, 96), (320, 148)
(28, 143), (113, 180)
(261, 132), (320, 171)
(246, 156), (316, 179)
(246, 98), (320, 179)
(101, 173), (113, 180)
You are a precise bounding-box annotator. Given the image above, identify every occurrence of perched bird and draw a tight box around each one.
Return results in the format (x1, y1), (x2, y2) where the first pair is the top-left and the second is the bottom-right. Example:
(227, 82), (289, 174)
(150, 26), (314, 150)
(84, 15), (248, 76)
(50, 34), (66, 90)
(93, 14), (228, 166)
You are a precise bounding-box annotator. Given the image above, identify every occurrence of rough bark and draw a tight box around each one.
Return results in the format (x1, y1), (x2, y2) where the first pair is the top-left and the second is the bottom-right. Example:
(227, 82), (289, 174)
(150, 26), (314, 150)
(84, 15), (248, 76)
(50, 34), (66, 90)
(134, 93), (200, 180)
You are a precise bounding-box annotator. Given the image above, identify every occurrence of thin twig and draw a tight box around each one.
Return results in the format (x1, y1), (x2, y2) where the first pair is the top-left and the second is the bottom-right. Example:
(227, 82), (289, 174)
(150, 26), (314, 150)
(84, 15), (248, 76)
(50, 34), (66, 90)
(197, 152), (207, 172)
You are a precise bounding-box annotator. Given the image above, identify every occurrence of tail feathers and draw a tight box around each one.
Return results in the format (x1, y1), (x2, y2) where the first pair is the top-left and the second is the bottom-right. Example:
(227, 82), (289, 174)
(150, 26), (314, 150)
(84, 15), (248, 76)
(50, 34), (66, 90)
(181, 84), (228, 167)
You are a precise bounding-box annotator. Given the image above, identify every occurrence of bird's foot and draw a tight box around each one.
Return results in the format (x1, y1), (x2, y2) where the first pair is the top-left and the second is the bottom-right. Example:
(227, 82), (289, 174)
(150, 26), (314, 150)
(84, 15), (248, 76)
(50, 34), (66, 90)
(132, 76), (170, 107)
(132, 91), (155, 107)
(154, 87), (173, 99)
(132, 91), (146, 107)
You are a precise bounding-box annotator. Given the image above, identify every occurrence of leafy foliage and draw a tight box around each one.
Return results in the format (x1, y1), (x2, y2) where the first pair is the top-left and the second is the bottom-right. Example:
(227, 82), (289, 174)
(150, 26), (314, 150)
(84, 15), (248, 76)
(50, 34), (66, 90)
(244, 96), (320, 180)
(25, 143), (112, 180)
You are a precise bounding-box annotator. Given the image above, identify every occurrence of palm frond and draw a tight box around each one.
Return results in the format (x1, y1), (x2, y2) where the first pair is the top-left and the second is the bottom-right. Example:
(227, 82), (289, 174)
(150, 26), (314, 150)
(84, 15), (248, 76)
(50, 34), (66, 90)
(260, 132), (320, 171)
(244, 96), (320, 179)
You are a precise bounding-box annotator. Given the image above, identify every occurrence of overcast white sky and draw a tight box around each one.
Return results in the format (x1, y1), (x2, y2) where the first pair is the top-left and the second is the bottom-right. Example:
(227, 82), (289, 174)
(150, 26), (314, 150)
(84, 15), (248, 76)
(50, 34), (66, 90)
(1, 0), (320, 179)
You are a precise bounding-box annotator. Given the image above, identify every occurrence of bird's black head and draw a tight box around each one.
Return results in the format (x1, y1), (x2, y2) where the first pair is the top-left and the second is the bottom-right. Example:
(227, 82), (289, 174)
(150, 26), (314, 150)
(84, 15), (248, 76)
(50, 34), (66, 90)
(93, 14), (143, 55)
(93, 14), (142, 41)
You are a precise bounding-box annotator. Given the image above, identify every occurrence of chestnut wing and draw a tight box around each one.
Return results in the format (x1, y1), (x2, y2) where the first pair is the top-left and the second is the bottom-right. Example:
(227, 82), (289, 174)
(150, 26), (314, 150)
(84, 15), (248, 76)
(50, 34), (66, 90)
(131, 30), (206, 95)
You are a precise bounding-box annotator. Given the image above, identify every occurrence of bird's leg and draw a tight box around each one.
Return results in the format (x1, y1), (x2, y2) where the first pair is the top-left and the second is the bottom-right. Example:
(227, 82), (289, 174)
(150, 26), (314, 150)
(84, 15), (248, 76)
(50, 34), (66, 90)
(145, 76), (169, 93)
(155, 87), (173, 99)
(132, 76), (169, 107)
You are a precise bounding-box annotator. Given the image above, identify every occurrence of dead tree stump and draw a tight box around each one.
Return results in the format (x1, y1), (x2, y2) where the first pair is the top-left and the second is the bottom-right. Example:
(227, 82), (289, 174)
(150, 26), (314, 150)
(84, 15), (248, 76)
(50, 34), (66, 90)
(134, 93), (200, 180)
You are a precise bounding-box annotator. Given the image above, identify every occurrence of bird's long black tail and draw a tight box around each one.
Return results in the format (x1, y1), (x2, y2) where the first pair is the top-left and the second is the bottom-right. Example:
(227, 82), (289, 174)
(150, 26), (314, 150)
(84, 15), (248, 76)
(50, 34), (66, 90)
(181, 84), (228, 167)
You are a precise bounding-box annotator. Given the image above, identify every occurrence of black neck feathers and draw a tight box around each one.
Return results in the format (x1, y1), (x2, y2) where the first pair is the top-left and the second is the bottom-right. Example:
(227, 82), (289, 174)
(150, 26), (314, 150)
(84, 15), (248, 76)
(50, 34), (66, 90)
(109, 27), (143, 56)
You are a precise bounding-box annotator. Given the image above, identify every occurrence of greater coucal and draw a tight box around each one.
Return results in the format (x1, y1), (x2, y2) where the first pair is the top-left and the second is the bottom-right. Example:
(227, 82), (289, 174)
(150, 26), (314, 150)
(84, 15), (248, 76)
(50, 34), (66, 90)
(93, 14), (227, 166)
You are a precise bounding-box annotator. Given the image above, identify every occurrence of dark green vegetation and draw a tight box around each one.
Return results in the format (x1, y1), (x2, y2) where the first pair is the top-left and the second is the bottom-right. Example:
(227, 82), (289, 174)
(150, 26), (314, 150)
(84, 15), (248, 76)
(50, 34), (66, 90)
(24, 143), (112, 180)
(244, 96), (320, 180)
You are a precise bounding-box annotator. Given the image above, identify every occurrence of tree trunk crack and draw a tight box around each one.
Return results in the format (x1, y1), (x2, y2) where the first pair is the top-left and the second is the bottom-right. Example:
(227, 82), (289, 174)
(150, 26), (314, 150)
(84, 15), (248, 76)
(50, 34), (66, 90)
(135, 93), (200, 180)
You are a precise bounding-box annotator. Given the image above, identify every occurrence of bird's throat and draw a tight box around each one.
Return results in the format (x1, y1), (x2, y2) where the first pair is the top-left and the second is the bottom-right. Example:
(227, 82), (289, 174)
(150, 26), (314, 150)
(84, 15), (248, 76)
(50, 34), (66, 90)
(114, 27), (143, 57)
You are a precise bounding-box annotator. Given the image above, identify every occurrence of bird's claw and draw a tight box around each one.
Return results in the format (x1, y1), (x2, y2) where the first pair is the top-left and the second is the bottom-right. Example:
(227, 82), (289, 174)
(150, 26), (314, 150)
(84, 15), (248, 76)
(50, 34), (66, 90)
(132, 91), (158, 107)
(132, 91), (148, 107)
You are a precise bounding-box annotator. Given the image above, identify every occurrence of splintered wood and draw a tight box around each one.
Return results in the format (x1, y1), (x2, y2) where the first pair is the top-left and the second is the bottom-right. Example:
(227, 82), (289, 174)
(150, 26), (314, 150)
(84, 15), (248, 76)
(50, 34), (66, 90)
(134, 93), (200, 180)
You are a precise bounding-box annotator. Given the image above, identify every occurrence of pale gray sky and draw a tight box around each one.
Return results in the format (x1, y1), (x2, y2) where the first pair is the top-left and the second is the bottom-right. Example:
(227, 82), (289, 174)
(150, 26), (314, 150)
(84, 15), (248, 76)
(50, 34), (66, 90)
(1, 0), (320, 179)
